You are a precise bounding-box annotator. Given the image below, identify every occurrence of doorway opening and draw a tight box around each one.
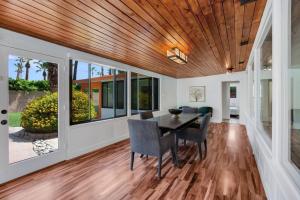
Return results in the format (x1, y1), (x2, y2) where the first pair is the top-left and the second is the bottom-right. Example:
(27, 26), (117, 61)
(222, 81), (240, 124)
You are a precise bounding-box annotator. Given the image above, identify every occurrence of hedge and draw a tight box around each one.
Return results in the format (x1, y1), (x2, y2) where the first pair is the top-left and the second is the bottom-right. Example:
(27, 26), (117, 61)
(9, 79), (50, 91)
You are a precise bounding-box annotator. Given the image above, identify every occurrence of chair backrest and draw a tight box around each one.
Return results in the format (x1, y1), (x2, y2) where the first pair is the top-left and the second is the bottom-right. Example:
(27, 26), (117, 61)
(200, 113), (212, 139)
(140, 111), (154, 120)
(199, 107), (213, 115)
(182, 106), (198, 114)
(127, 119), (161, 156)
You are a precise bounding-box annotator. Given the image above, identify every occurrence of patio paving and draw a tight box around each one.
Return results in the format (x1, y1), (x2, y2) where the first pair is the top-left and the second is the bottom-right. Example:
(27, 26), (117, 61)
(9, 127), (58, 163)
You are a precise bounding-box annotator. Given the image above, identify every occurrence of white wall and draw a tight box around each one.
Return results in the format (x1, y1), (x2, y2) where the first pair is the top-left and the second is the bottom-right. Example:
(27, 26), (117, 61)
(177, 71), (247, 124)
(0, 28), (177, 163)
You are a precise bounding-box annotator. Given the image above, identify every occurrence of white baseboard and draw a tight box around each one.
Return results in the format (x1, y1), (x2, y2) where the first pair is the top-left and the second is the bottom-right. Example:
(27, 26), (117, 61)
(67, 134), (129, 160)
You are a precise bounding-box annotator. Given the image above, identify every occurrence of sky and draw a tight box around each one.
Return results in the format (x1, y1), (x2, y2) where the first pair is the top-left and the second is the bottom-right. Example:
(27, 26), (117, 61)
(9, 55), (46, 81)
(8, 55), (115, 81)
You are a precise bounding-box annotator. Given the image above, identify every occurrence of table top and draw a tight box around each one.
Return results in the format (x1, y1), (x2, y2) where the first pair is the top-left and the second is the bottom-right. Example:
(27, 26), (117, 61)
(148, 113), (200, 130)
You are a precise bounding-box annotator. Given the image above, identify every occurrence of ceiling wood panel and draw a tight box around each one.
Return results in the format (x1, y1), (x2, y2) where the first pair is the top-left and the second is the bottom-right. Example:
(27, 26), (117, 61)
(0, 0), (266, 78)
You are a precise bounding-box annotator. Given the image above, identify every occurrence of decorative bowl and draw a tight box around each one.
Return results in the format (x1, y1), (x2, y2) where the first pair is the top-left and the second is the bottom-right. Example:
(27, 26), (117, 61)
(168, 109), (182, 116)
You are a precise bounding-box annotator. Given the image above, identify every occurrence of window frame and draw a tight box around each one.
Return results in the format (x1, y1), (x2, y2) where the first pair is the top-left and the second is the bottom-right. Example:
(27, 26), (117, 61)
(130, 73), (160, 115)
(280, 0), (300, 188)
(256, 19), (273, 149)
(69, 59), (127, 125)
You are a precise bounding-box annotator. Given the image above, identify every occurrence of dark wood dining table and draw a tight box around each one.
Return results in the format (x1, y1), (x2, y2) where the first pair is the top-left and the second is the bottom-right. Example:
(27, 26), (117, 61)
(148, 113), (201, 162)
(148, 113), (200, 131)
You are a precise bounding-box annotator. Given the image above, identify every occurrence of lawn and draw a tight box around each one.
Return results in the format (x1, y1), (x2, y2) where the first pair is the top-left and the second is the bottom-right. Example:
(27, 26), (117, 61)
(9, 112), (21, 127)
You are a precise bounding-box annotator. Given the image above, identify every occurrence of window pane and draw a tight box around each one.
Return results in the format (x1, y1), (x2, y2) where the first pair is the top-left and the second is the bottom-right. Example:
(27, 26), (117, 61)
(93, 65), (114, 120)
(259, 28), (272, 140)
(290, 0), (300, 169)
(131, 72), (138, 115)
(230, 86), (237, 98)
(8, 55), (59, 163)
(115, 70), (127, 117)
(139, 75), (152, 111)
(153, 78), (159, 110)
(71, 60), (91, 124)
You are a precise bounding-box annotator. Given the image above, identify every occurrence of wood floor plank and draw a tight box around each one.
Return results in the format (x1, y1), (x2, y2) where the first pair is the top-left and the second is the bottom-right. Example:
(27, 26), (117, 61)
(0, 123), (266, 200)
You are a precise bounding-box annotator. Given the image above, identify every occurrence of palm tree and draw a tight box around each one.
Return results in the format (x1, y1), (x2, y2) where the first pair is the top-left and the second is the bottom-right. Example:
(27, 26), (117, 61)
(14, 57), (26, 79)
(35, 60), (58, 92)
(47, 62), (58, 92)
(24, 59), (32, 80)
(35, 61), (48, 80)
(73, 60), (78, 80)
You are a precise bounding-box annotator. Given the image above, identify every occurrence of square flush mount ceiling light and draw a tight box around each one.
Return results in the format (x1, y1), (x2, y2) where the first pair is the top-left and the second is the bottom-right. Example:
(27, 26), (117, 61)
(167, 47), (187, 64)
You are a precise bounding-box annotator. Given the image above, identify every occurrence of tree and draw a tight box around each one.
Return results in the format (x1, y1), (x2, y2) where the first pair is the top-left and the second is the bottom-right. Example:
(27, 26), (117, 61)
(72, 60), (78, 80)
(35, 61), (48, 80)
(24, 59), (32, 80)
(47, 63), (58, 92)
(14, 57), (26, 79)
(35, 61), (58, 92)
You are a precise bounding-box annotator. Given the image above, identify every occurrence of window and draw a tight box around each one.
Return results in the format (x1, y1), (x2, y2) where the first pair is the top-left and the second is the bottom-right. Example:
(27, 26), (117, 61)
(130, 72), (160, 115)
(259, 28), (272, 141)
(230, 86), (237, 98)
(139, 75), (152, 110)
(70, 60), (127, 124)
(102, 82), (113, 108)
(251, 63), (255, 118)
(153, 77), (159, 110)
(290, 0), (300, 170)
(115, 70), (127, 117)
(131, 72), (138, 115)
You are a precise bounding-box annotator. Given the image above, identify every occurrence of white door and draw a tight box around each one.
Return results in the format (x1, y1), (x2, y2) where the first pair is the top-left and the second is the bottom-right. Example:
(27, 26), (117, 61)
(0, 47), (66, 184)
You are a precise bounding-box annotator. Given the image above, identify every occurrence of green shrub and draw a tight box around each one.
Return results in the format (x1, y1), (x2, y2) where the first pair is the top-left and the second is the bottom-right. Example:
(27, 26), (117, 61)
(21, 91), (96, 133)
(21, 92), (58, 133)
(9, 78), (50, 91)
(71, 90), (96, 123)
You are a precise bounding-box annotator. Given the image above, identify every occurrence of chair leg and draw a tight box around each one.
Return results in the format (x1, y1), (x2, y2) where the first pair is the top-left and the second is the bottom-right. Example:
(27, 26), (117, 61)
(183, 139), (187, 146)
(204, 139), (207, 156)
(171, 147), (178, 167)
(130, 152), (135, 170)
(197, 142), (202, 160)
(176, 136), (179, 152)
(158, 155), (162, 178)
(146, 155), (149, 159)
(140, 154), (148, 159)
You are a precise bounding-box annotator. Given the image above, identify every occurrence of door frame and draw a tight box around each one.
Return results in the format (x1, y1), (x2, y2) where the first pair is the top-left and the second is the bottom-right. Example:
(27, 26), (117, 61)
(0, 46), (67, 184)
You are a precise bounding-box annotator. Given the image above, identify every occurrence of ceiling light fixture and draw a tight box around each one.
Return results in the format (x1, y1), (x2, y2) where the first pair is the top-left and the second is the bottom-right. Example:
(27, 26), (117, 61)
(226, 66), (234, 74)
(167, 47), (187, 64)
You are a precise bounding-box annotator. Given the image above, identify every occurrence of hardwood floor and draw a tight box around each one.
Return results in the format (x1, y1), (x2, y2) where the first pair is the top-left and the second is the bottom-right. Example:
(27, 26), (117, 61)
(0, 123), (266, 200)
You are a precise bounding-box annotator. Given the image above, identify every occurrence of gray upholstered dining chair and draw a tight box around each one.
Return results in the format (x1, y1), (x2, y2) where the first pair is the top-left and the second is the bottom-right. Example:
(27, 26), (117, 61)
(139, 111), (154, 158)
(175, 113), (211, 160)
(140, 111), (169, 135)
(127, 119), (178, 178)
(140, 111), (154, 120)
(181, 106), (198, 114)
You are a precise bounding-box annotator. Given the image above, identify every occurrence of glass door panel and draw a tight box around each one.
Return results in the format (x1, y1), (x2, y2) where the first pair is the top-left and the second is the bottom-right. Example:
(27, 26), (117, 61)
(8, 55), (59, 163)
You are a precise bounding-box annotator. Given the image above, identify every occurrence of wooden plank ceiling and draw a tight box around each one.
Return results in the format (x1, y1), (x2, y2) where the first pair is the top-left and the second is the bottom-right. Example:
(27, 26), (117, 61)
(0, 0), (266, 78)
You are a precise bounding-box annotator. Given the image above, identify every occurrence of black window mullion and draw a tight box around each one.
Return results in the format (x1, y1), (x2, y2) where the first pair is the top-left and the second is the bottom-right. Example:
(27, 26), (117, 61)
(88, 63), (91, 121)
(137, 74), (140, 112)
(113, 69), (116, 117)
(69, 59), (73, 125)
(152, 77), (154, 111)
